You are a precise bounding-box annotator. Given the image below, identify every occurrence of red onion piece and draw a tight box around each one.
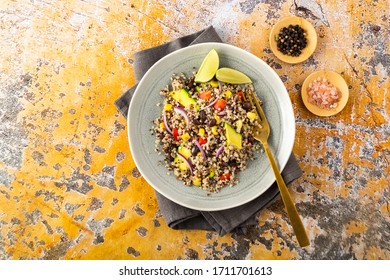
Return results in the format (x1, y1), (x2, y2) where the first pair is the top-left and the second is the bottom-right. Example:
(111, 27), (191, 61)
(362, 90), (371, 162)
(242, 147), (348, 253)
(217, 111), (227, 116)
(216, 145), (224, 157)
(201, 98), (218, 110)
(163, 114), (172, 134)
(194, 140), (206, 160)
(177, 153), (193, 175)
(174, 106), (189, 124)
(218, 81), (224, 92)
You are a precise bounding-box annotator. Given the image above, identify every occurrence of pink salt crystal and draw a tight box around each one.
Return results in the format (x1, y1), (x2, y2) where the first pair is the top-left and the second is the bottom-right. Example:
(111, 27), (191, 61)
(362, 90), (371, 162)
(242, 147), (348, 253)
(307, 77), (342, 110)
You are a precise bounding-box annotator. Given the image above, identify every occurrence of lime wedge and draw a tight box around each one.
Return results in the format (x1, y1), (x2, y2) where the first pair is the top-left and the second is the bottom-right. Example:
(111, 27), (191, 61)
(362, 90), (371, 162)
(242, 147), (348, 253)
(194, 49), (219, 83)
(216, 67), (252, 84)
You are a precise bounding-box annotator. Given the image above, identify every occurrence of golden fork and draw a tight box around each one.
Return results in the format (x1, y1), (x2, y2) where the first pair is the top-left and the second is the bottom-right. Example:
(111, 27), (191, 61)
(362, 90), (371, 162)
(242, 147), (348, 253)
(245, 90), (310, 247)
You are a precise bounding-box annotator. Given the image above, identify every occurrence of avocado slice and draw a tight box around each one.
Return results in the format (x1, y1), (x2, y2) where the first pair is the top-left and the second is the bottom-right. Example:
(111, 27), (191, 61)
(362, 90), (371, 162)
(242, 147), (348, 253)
(224, 123), (242, 149)
(171, 88), (197, 109)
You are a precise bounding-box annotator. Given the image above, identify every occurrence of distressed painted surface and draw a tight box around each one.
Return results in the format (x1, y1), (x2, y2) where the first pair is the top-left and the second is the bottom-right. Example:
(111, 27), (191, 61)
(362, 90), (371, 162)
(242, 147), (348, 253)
(0, 0), (389, 260)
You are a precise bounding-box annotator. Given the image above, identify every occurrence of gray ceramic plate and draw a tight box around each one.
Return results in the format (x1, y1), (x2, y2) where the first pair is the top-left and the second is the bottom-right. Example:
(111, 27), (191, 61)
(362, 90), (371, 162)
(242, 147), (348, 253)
(128, 42), (295, 211)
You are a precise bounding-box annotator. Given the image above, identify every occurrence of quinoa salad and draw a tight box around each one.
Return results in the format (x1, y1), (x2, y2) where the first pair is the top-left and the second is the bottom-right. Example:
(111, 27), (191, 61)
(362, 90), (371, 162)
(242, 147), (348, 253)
(153, 72), (262, 193)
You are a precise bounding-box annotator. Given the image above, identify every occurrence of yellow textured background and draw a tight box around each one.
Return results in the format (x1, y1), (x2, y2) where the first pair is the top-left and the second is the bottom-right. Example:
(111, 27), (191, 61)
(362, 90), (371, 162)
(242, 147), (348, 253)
(0, 0), (389, 259)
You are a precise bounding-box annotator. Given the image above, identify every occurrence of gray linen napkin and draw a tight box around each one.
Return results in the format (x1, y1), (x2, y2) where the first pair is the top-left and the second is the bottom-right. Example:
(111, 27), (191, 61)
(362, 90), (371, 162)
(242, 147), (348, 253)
(115, 26), (303, 236)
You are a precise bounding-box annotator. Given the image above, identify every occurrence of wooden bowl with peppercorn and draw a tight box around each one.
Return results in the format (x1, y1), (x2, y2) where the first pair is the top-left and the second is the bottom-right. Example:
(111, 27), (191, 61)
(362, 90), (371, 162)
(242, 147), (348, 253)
(269, 16), (317, 64)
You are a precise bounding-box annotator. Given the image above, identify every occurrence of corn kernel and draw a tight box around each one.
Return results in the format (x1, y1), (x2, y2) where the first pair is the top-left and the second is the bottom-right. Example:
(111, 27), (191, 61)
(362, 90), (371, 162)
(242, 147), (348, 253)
(178, 146), (191, 158)
(198, 128), (205, 136)
(181, 132), (190, 142)
(179, 162), (188, 171)
(224, 90), (232, 98)
(193, 176), (202, 186)
(209, 80), (219, 88)
(159, 122), (165, 129)
(247, 112), (257, 121)
(164, 103), (173, 111)
(235, 120), (243, 132)
(211, 126), (218, 135)
(214, 115), (221, 124)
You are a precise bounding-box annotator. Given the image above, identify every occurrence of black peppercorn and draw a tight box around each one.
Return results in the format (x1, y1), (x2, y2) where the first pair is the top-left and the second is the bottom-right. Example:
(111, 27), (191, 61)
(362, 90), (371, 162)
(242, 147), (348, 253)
(275, 24), (308, 57)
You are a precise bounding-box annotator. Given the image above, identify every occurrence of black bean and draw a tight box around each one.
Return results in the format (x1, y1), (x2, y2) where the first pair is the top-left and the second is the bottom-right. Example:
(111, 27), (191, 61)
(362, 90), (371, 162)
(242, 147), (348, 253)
(193, 118), (200, 125)
(242, 101), (252, 110)
(228, 160), (239, 167)
(208, 119), (216, 126)
(199, 110), (206, 123)
(191, 145), (199, 156)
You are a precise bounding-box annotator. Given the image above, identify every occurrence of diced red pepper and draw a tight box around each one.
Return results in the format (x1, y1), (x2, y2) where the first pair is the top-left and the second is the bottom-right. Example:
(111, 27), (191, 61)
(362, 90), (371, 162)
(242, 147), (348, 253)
(213, 99), (226, 111)
(173, 128), (179, 141)
(199, 90), (212, 100)
(236, 91), (243, 100)
(220, 173), (231, 181)
(198, 137), (207, 145)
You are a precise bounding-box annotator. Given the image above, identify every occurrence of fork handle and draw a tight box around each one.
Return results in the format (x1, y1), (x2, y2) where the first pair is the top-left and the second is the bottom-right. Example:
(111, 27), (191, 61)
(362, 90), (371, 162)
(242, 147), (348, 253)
(263, 142), (310, 247)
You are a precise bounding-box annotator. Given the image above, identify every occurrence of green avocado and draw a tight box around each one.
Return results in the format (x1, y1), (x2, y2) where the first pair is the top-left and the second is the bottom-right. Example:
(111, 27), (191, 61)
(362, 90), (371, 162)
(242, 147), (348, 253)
(171, 88), (197, 109)
(224, 122), (242, 149)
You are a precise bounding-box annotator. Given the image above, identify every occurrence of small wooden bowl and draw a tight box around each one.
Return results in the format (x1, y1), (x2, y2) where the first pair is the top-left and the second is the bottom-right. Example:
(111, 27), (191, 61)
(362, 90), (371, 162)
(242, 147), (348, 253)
(269, 16), (317, 64)
(301, 70), (349, 117)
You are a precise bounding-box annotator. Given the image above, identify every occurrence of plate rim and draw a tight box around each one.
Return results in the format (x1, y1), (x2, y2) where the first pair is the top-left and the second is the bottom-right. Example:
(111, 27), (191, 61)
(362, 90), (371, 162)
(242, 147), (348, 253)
(128, 42), (295, 211)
